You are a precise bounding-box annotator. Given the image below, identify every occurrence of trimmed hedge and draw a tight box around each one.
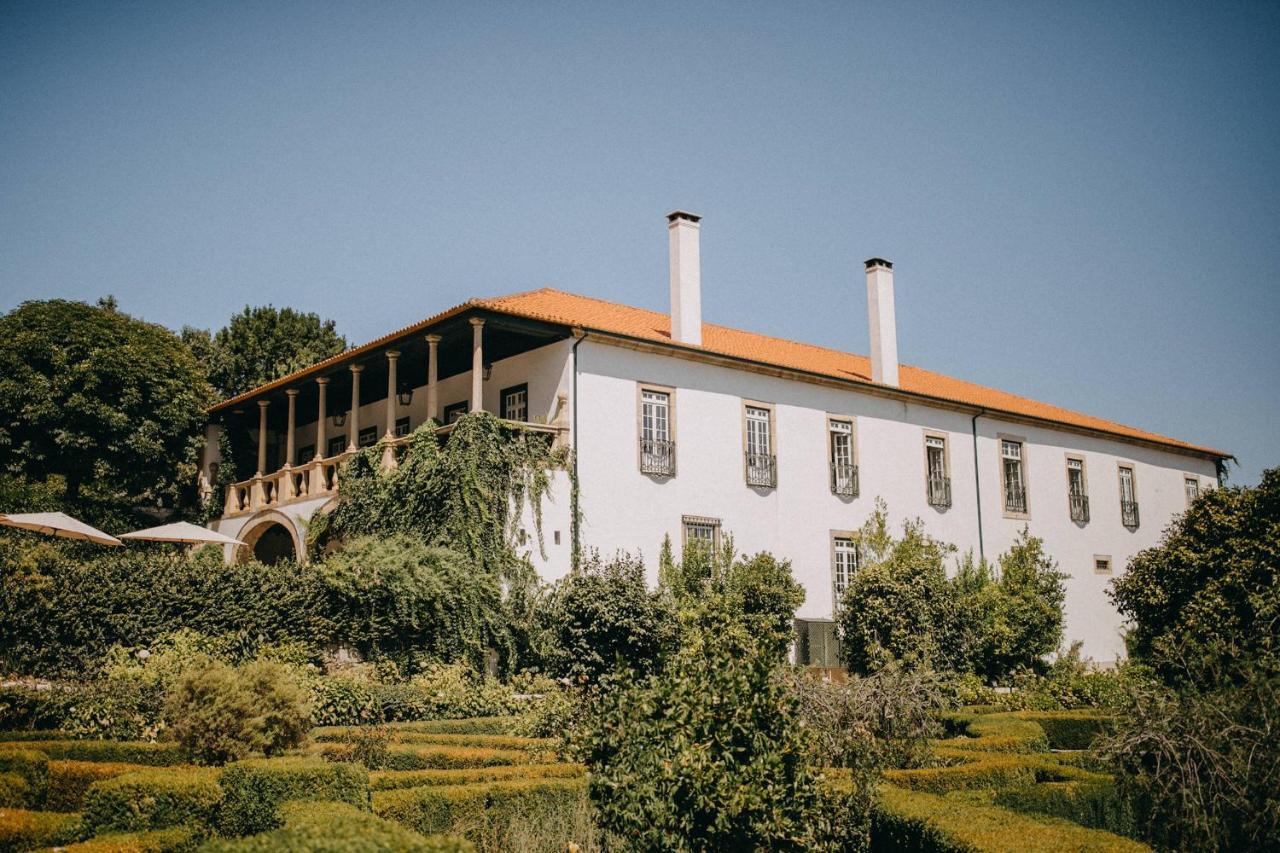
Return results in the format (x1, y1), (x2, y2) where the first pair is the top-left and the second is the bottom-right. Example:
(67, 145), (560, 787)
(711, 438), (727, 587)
(373, 777), (585, 840)
(0, 732), (74, 743)
(933, 715), (1048, 753)
(0, 772), (32, 809)
(45, 762), (153, 813)
(0, 750), (49, 795)
(309, 718), (516, 742)
(871, 784), (1148, 852)
(0, 808), (83, 851)
(199, 800), (473, 852)
(51, 825), (200, 852)
(0, 742), (183, 767)
(370, 763), (584, 792)
(993, 773), (1136, 838)
(216, 758), (369, 837)
(884, 750), (1039, 794)
(316, 742), (545, 771)
(1003, 711), (1111, 751)
(373, 733), (556, 751)
(81, 768), (222, 835)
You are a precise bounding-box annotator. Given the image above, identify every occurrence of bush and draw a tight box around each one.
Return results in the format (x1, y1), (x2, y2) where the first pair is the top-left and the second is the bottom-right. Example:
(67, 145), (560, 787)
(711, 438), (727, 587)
(81, 767), (222, 834)
(309, 675), (383, 727)
(0, 740), (184, 766)
(315, 536), (507, 674)
(372, 777), (584, 844)
(1095, 670), (1279, 851)
(543, 551), (677, 688)
(871, 784), (1147, 852)
(323, 742), (545, 772)
(1110, 466), (1279, 688)
(0, 770), (32, 808)
(0, 541), (333, 679)
(216, 757), (370, 837)
(0, 808), (83, 851)
(322, 725), (394, 770)
(0, 684), (70, 731)
(165, 660), (309, 765)
(584, 592), (848, 851)
(993, 773), (1135, 838)
(45, 761), (152, 811)
(53, 826), (200, 852)
(202, 800), (472, 852)
(369, 763), (584, 791)
(0, 747), (49, 794)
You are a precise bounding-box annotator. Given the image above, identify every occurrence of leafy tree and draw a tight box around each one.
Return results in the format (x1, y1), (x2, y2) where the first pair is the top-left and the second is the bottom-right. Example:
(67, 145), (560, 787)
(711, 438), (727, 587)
(193, 305), (346, 399)
(1111, 467), (1279, 687)
(584, 590), (848, 851)
(545, 551), (677, 687)
(836, 503), (964, 674)
(0, 299), (212, 505)
(721, 551), (806, 660)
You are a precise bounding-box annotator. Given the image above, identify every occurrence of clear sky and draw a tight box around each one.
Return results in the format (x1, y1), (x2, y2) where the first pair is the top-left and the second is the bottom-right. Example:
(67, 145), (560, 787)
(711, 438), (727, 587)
(2, 1), (1277, 484)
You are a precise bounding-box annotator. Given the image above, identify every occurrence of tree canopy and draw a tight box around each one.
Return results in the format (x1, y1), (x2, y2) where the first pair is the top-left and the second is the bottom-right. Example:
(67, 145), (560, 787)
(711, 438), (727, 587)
(0, 299), (212, 504)
(186, 305), (346, 399)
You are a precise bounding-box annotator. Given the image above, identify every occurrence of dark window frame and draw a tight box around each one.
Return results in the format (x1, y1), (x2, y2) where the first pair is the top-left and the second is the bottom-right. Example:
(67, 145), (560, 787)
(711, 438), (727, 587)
(500, 383), (529, 422)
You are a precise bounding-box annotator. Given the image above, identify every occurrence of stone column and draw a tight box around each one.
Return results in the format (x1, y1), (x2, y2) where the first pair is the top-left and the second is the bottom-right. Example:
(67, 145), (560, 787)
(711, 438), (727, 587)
(314, 377), (329, 460)
(425, 334), (441, 422)
(256, 400), (269, 475)
(348, 364), (363, 451)
(384, 350), (400, 439)
(470, 317), (485, 414)
(284, 390), (298, 467)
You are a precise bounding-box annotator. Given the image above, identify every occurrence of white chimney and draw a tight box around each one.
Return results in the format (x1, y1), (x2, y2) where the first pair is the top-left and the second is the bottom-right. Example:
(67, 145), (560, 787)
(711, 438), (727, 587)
(865, 257), (899, 386)
(667, 210), (702, 346)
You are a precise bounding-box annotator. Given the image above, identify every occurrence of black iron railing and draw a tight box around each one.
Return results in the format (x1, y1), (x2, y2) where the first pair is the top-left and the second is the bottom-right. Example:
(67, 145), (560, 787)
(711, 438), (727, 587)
(639, 438), (676, 476)
(1121, 500), (1140, 528)
(745, 452), (777, 488)
(1069, 492), (1090, 523)
(928, 476), (952, 508)
(831, 463), (859, 497)
(1004, 483), (1027, 514)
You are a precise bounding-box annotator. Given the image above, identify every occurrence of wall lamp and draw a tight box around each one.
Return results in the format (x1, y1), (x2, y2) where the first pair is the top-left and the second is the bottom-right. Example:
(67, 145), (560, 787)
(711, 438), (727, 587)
(332, 411), (347, 427)
(483, 362), (493, 381)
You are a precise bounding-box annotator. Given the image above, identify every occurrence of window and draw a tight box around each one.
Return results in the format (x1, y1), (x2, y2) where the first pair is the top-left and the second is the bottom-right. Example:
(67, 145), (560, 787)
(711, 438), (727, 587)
(1185, 477), (1201, 506)
(926, 435), (951, 507)
(297, 445), (314, 464)
(1119, 465), (1139, 528)
(829, 419), (857, 497)
(358, 426), (378, 448)
(1067, 457), (1089, 522)
(327, 436), (347, 458)
(443, 401), (469, 424)
(395, 416), (411, 437)
(639, 387), (675, 476)
(682, 515), (721, 552)
(832, 535), (859, 601)
(1094, 556), (1112, 575)
(501, 384), (528, 422)
(744, 404), (776, 487)
(1001, 439), (1028, 515)
(794, 619), (841, 668)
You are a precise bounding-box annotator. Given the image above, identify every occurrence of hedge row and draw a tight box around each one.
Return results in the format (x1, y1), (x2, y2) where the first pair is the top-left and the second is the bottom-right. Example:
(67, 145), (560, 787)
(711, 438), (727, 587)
(0, 730), (74, 743)
(199, 800), (472, 852)
(52, 825), (200, 852)
(313, 730), (553, 751)
(370, 763), (584, 792)
(935, 710), (1111, 753)
(45, 761), (154, 812)
(0, 741), (184, 767)
(82, 768), (223, 835)
(0, 771), (32, 808)
(1001, 711), (1111, 751)
(215, 758), (369, 837)
(373, 777), (586, 842)
(871, 784), (1147, 853)
(0, 807), (82, 851)
(313, 741), (551, 771)
(383, 718), (517, 736)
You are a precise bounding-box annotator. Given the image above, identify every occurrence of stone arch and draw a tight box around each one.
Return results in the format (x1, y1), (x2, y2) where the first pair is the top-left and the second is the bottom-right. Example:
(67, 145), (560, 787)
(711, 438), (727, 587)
(237, 509), (305, 566)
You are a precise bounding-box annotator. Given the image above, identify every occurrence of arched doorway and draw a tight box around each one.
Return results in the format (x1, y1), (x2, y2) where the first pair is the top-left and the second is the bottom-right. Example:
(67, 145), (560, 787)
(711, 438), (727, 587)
(237, 511), (304, 565)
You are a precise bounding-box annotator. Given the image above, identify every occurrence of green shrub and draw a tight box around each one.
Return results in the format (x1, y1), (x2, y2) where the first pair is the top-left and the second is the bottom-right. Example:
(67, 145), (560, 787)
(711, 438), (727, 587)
(0, 748), (49, 794)
(165, 660), (309, 766)
(323, 742), (542, 771)
(0, 731), (74, 743)
(0, 740), (184, 766)
(993, 774), (1136, 838)
(0, 771), (32, 808)
(309, 676), (383, 727)
(320, 725), (393, 770)
(0, 685), (70, 732)
(327, 732), (553, 752)
(372, 777), (584, 841)
(884, 751), (1038, 793)
(81, 768), (222, 834)
(370, 763), (584, 791)
(201, 799), (472, 852)
(55, 825), (200, 852)
(0, 808), (83, 851)
(44, 761), (153, 812)
(383, 718), (516, 736)
(1008, 711), (1111, 750)
(216, 757), (369, 837)
(934, 713), (1049, 753)
(871, 784), (1146, 852)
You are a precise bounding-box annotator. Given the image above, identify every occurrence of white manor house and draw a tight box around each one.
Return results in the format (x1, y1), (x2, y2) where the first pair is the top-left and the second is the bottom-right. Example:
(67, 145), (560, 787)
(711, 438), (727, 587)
(201, 211), (1227, 665)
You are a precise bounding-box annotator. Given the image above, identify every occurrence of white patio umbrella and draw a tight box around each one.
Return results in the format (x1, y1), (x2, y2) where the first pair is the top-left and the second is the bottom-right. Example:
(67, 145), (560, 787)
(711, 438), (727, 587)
(119, 520), (244, 546)
(0, 511), (123, 546)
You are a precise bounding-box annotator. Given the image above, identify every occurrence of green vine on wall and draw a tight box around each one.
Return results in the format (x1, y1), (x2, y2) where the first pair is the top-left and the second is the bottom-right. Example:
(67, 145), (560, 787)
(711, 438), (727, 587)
(308, 412), (568, 581)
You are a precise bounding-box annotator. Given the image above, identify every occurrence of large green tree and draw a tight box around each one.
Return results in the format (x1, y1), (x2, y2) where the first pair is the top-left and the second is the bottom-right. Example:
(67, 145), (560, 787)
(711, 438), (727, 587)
(187, 305), (346, 399)
(0, 299), (212, 504)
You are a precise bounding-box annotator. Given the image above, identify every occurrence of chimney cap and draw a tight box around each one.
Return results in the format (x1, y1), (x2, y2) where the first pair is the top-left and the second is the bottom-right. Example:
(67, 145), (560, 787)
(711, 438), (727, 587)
(666, 210), (702, 224)
(865, 257), (893, 270)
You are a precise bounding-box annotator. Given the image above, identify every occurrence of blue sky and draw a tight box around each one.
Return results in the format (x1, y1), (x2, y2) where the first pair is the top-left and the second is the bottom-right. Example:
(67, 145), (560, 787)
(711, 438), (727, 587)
(2, 1), (1276, 484)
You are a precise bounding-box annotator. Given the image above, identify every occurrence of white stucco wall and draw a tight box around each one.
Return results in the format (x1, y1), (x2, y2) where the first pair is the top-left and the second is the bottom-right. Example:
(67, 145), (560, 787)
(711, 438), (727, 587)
(572, 340), (1217, 663)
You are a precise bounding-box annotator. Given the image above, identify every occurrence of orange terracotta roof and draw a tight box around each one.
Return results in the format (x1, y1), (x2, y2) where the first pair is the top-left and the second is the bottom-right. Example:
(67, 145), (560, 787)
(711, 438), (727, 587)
(212, 286), (1226, 459)
(473, 288), (1226, 459)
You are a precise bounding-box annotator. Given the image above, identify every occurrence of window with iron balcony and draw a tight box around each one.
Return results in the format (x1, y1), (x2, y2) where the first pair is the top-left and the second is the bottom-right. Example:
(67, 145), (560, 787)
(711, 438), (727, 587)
(1119, 465), (1140, 528)
(744, 404), (776, 488)
(925, 435), (951, 507)
(1067, 458), (1089, 522)
(638, 388), (675, 476)
(829, 419), (858, 497)
(1002, 439), (1028, 514)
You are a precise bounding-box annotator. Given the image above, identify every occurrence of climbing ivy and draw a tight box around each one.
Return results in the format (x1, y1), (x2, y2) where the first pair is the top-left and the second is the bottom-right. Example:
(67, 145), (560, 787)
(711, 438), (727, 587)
(310, 412), (568, 581)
